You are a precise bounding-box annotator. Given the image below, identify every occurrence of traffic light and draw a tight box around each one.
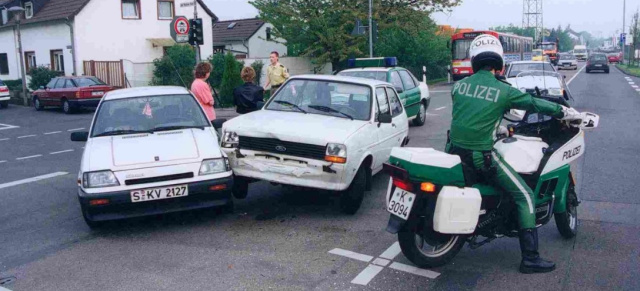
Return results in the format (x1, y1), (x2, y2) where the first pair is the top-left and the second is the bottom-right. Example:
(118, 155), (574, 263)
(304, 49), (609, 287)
(189, 18), (204, 46)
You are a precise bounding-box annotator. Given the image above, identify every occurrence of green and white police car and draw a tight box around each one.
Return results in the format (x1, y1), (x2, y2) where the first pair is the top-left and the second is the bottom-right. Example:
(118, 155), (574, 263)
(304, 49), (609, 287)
(337, 57), (431, 126)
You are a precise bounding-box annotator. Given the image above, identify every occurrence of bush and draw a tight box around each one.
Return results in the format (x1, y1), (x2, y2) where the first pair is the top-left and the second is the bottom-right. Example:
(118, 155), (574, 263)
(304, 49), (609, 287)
(208, 53), (225, 89)
(28, 66), (63, 90)
(218, 52), (244, 107)
(151, 45), (196, 87)
(250, 60), (265, 85)
(3, 79), (24, 91)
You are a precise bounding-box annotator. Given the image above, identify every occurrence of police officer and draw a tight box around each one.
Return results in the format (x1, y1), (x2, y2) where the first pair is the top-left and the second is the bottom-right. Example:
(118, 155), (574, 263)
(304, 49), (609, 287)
(264, 51), (290, 96)
(448, 34), (583, 274)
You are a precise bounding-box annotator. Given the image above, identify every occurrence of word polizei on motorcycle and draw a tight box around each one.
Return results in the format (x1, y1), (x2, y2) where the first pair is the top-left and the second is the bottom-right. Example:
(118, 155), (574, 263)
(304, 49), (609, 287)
(562, 145), (581, 160)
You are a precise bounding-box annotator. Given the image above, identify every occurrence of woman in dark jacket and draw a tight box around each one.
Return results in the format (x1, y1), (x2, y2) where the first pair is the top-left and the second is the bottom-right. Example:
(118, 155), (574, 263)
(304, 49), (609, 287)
(233, 67), (264, 114)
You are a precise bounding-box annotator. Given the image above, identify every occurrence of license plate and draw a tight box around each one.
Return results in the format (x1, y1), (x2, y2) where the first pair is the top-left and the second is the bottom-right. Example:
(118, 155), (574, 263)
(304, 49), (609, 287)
(595, 64), (602, 67)
(131, 185), (188, 203)
(563, 64), (570, 67)
(387, 187), (416, 220)
(92, 91), (104, 96)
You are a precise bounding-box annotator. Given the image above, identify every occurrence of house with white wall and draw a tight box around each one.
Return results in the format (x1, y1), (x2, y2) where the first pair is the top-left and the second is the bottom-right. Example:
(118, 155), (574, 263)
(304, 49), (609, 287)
(211, 18), (286, 59)
(0, 0), (217, 87)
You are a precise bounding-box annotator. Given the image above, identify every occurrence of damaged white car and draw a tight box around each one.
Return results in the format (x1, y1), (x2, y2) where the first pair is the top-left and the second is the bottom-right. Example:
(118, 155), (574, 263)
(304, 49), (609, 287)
(221, 75), (409, 214)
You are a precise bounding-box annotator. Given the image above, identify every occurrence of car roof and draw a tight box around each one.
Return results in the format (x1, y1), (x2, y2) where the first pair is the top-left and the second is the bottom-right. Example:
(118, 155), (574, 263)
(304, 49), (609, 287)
(290, 74), (392, 87)
(103, 86), (191, 101)
(509, 61), (553, 65)
(53, 76), (99, 79)
(339, 67), (394, 73)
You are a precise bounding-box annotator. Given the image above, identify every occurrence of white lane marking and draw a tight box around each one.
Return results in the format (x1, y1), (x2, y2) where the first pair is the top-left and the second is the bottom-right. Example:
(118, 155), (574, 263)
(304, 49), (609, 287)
(567, 65), (586, 85)
(50, 149), (74, 155)
(351, 265), (384, 285)
(632, 85), (639, 88)
(0, 138), (9, 141)
(328, 248), (373, 263)
(389, 262), (441, 279)
(0, 160), (6, 164)
(0, 285), (13, 291)
(379, 242), (402, 260)
(67, 128), (85, 132)
(16, 154), (43, 160)
(0, 123), (19, 131)
(629, 82), (635, 85)
(44, 131), (62, 135)
(17, 134), (36, 139)
(434, 106), (447, 111)
(0, 172), (68, 190)
(372, 258), (390, 267)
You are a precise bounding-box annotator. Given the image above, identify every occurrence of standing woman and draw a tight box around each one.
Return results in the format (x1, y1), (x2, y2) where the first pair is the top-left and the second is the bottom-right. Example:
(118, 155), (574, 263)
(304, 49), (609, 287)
(191, 62), (216, 121)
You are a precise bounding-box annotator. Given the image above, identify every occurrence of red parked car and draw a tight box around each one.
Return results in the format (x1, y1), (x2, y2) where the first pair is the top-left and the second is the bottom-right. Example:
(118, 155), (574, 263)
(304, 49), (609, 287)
(607, 53), (622, 63)
(32, 76), (114, 114)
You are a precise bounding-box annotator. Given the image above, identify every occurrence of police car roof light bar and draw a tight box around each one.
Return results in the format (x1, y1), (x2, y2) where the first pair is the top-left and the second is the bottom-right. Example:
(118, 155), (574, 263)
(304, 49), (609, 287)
(347, 57), (398, 68)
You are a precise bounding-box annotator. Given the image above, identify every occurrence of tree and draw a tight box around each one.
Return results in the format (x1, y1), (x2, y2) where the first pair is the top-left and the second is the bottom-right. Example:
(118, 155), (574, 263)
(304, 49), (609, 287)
(28, 66), (62, 90)
(630, 10), (640, 65)
(250, 0), (462, 70)
(490, 24), (535, 38)
(251, 60), (265, 85)
(151, 45), (196, 87)
(219, 52), (244, 107)
(207, 53), (225, 89)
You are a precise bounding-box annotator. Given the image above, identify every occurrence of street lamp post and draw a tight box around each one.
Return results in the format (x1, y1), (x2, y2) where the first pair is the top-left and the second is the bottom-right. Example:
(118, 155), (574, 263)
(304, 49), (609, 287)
(9, 6), (28, 106)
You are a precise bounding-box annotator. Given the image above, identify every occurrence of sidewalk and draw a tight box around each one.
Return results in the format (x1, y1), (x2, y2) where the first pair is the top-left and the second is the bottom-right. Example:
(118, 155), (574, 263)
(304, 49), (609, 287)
(215, 108), (240, 119)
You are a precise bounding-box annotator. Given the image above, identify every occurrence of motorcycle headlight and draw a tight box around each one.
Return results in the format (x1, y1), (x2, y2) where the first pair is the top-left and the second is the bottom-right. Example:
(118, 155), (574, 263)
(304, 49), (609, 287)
(83, 170), (120, 188)
(221, 131), (239, 148)
(325, 143), (347, 164)
(199, 158), (228, 175)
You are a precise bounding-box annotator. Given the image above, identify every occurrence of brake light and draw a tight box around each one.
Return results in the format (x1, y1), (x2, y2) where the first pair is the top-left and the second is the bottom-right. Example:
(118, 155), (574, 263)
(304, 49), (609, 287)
(392, 177), (413, 192)
(0, 87), (8, 92)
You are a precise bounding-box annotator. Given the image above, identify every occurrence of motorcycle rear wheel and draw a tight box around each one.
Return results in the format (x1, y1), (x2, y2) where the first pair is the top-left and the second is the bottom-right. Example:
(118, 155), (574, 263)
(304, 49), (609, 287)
(398, 227), (466, 268)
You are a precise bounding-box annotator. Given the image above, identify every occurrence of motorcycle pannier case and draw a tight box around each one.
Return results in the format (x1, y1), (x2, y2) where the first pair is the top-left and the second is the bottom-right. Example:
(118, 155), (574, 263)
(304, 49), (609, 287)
(388, 148), (465, 187)
(433, 186), (482, 234)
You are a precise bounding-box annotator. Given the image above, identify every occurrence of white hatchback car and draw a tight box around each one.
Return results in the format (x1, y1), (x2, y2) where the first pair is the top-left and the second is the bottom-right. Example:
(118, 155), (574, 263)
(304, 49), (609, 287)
(221, 75), (409, 214)
(0, 79), (10, 108)
(71, 86), (233, 228)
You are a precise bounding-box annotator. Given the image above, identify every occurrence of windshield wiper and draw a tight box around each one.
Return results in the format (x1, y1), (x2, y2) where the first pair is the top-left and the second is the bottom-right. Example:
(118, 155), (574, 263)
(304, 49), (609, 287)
(274, 100), (307, 114)
(94, 129), (152, 137)
(153, 125), (205, 132)
(308, 105), (354, 120)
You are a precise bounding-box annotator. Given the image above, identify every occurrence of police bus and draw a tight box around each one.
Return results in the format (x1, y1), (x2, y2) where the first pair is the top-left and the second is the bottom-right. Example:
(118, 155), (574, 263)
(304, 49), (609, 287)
(450, 30), (534, 81)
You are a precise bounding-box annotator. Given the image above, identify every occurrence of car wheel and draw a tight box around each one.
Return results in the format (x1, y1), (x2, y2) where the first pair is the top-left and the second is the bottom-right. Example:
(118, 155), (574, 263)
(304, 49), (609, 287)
(412, 101), (427, 126)
(33, 97), (44, 111)
(62, 99), (73, 114)
(232, 176), (249, 199)
(339, 166), (367, 215)
(586, 69), (590, 74)
(0, 101), (8, 109)
(605, 69), (610, 74)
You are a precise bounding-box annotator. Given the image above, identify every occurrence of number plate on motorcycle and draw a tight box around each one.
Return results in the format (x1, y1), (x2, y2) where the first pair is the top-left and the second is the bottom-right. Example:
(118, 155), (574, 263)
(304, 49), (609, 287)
(388, 188), (416, 220)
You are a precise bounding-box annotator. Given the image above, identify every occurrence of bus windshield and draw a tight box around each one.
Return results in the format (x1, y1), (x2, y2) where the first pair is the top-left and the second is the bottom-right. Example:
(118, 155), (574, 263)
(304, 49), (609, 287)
(452, 39), (472, 60)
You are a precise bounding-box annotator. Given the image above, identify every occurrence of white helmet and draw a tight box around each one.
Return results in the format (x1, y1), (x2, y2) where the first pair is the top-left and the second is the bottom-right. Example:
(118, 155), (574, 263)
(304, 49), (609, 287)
(469, 34), (504, 73)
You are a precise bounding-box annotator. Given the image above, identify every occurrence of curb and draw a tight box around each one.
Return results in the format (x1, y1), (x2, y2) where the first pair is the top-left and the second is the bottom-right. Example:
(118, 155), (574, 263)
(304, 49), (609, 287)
(615, 65), (640, 78)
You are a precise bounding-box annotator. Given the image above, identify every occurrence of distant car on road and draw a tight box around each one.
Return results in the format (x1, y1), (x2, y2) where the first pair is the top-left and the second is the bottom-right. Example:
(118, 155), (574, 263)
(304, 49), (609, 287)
(557, 53), (578, 70)
(32, 76), (114, 114)
(337, 57), (430, 126)
(532, 49), (545, 61)
(586, 54), (610, 74)
(607, 52), (622, 64)
(71, 86), (233, 228)
(0, 79), (9, 109)
(574, 45), (588, 61)
(504, 61), (557, 84)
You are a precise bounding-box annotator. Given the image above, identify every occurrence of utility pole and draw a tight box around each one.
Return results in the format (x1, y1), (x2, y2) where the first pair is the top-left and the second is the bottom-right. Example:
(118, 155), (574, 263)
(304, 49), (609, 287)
(194, 1), (201, 63)
(368, 0), (373, 58)
(9, 6), (27, 106)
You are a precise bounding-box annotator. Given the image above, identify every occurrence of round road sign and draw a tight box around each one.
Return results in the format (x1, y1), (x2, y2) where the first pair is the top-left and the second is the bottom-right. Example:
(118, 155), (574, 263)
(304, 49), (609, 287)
(174, 17), (190, 35)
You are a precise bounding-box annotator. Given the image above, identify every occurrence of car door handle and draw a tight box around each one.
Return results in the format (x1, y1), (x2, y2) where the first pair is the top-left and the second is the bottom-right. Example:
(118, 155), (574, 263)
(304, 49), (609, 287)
(392, 123), (396, 128)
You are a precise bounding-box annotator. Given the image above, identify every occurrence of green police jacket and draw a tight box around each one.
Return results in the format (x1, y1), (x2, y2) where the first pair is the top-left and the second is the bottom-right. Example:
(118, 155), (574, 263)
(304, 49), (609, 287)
(450, 70), (564, 151)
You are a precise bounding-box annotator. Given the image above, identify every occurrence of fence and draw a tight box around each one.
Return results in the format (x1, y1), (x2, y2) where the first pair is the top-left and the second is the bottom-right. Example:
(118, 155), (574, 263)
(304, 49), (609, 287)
(83, 60), (126, 88)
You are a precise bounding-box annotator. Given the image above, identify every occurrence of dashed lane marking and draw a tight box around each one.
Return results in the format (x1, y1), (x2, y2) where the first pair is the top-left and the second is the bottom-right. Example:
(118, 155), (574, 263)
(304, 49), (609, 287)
(67, 128), (85, 132)
(633, 85), (639, 88)
(50, 149), (74, 155)
(44, 131), (62, 135)
(434, 106), (447, 111)
(0, 123), (19, 131)
(0, 172), (69, 190)
(17, 135), (36, 139)
(0, 138), (9, 141)
(566, 65), (586, 85)
(0, 160), (6, 164)
(379, 242), (402, 260)
(16, 155), (42, 160)
(388, 262), (441, 279)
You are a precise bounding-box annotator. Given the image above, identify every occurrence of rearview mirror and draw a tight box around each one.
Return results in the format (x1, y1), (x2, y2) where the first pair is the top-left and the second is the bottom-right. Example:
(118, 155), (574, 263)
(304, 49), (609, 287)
(378, 113), (392, 124)
(211, 119), (227, 130)
(504, 109), (525, 122)
(70, 131), (89, 142)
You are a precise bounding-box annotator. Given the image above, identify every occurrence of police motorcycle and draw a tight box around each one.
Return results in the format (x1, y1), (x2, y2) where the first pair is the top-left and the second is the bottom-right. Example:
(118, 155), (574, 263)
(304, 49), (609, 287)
(383, 71), (599, 268)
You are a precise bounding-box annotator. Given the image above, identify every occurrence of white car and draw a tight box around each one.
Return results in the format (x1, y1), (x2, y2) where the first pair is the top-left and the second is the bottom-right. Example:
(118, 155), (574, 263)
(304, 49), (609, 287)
(505, 61), (557, 85)
(71, 86), (233, 228)
(221, 75), (409, 214)
(557, 54), (578, 70)
(0, 79), (9, 108)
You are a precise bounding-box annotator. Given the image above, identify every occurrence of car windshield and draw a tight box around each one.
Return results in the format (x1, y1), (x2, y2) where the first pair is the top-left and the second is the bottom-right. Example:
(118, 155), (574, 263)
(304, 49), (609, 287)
(265, 79), (372, 121)
(338, 71), (387, 82)
(508, 63), (555, 78)
(0, 80), (4, 86)
(540, 44), (556, 50)
(560, 54), (575, 60)
(452, 39), (472, 60)
(590, 55), (607, 61)
(91, 94), (210, 137)
(74, 77), (106, 87)
(574, 49), (586, 54)
(533, 50), (543, 57)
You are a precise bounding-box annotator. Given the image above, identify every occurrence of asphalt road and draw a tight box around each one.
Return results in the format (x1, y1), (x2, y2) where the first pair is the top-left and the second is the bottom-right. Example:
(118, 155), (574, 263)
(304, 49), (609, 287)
(1, 63), (638, 290)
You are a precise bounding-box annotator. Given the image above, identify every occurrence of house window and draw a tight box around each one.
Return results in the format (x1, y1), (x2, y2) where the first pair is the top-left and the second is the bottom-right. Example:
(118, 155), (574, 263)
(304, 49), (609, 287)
(50, 50), (64, 73)
(266, 27), (272, 40)
(25, 51), (36, 73)
(25, 2), (33, 19)
(122, 0), (141, 19)
(0, 53), (9, 75)
(213, 46), (225, 54)
(158, 0), (174, 20)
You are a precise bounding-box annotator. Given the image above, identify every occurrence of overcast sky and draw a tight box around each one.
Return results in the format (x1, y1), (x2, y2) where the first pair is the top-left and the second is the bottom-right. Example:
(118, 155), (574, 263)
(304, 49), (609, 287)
(203, 0), (640, 38)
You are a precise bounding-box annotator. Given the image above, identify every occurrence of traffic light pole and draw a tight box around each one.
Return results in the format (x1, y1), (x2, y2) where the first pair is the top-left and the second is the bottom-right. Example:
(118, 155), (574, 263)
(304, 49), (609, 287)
(194, 2), (201, 63)
(368, 0), (373, 58)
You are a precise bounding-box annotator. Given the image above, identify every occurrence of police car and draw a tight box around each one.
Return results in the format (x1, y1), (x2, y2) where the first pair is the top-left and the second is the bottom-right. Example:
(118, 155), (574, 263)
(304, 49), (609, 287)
(337, 57), (430, 126)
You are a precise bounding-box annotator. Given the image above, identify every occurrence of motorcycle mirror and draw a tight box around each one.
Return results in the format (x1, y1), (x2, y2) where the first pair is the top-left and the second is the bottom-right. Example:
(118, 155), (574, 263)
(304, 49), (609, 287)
(504, 109), (526, 122)
(534, 86), (541, 97)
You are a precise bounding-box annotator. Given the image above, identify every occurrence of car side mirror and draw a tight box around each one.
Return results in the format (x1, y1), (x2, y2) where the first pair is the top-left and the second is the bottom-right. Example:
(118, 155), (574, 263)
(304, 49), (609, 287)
(395, 86), (404, 94)
(378, 113), (392, 124)
(211, 119), (227, 130)
(70, 131), (89, 142)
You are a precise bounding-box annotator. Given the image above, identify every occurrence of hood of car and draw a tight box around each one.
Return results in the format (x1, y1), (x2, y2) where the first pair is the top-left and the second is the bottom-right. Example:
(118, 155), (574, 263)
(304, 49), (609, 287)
(223, 109), (368, 146)
(82, 128), (221, 172)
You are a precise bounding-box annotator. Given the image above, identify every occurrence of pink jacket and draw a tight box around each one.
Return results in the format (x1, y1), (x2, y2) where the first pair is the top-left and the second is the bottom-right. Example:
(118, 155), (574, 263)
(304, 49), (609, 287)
(191, 79), (216, 120)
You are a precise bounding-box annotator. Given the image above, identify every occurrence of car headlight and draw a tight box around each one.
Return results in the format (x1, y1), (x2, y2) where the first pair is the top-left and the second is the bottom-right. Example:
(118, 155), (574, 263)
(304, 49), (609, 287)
(548, 88), (563, 96)
(83, 170), (120, 188)
(325, 143), (347, 164)
(221, 131), (239, 148)
(199, 158), (229, 175)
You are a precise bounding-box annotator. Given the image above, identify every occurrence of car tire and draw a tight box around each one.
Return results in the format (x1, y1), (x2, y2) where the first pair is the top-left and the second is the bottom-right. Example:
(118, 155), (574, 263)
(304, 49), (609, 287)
(33, 96), (44, 111)
(232, 176), (249, 199)
(586, 69), (590, 74)
(339, 166), (367, 215)
(62, 99), (73, 114)
(0, 101), (8, 109)
(605, 69), (610, 74)
(412, 101), (427, 127)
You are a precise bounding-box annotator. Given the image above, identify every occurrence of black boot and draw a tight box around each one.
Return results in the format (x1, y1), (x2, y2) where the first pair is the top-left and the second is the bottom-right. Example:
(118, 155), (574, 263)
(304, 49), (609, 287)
(518, 228), (556, 274)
